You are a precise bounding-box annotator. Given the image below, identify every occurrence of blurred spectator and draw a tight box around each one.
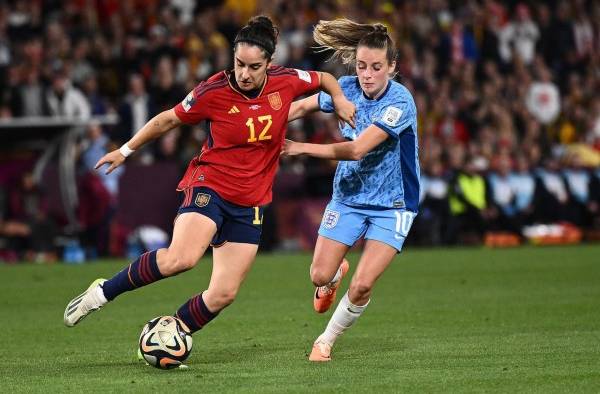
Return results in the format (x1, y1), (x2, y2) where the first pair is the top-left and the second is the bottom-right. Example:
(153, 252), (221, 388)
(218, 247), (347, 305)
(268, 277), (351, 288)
(414, 161), (449, 246)
(81, 74), (108, 116)
(116, 73), (155, 146)
(562, 156), (596, 228)
(534, 158), (571, 223)
(3, 172), (58, 262)
(447, 157), (494, 244)
(508, 155), (536, 225)
(487, 154), (521, 234)
(498, 3), (539, 65)
(12, 66), (47, 117)
(151, 56), (184, 113)
(46, 68), (91, 119)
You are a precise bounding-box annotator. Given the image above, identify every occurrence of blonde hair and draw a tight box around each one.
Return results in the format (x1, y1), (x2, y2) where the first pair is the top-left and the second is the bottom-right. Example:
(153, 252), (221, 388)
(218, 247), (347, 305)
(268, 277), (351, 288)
(313, 18), (396, 65)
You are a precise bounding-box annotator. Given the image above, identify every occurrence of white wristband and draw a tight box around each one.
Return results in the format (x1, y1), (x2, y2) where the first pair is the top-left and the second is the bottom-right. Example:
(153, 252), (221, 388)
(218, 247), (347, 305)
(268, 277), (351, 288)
(119, 144), (135, 158)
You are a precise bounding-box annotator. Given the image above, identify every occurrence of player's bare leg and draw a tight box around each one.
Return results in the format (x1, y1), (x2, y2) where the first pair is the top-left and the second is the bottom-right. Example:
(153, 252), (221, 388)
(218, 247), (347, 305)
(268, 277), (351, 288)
(174, 242), (258, 333)
(310, 240), (396, 361)
(204, 242), (258, 311)
(64, 212), (216, 327)
(310, 236), (351, 313)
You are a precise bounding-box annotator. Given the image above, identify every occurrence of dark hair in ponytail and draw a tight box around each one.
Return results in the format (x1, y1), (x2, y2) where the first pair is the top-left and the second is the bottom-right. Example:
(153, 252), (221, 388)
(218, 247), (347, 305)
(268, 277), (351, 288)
(234, 15), (279, 59)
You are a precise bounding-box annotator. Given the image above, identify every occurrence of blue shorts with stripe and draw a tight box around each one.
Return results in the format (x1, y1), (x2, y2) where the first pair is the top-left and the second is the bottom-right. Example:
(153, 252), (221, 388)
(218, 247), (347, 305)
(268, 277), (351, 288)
(318, 199), (416, 252)
(178, 187), (264, 246)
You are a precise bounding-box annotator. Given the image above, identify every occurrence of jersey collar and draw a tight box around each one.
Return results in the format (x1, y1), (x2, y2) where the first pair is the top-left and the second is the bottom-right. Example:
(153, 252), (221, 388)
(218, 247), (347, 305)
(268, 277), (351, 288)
(360, 79), (392, 101)
(225, 70), (268, 100)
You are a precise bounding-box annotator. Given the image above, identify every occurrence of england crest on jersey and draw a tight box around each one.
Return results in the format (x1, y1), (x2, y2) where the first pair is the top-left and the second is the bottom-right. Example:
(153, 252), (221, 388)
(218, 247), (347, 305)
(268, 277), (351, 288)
(322, 209), (340, 229)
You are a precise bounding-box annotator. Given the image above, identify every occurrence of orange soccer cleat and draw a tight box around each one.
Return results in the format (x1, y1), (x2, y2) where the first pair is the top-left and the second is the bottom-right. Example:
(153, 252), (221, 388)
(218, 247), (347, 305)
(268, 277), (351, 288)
(308, 338), (332, 362)
(313, 259), (349, 313)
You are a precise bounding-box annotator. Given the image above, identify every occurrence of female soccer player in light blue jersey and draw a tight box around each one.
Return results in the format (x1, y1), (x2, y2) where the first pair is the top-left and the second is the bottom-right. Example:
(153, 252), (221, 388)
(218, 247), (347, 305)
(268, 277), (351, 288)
(285, 19), (420, 361)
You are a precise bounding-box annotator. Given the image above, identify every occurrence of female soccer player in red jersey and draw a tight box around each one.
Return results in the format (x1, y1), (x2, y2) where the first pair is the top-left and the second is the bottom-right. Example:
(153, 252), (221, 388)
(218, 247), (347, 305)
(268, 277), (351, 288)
(63, 16), (356, 338)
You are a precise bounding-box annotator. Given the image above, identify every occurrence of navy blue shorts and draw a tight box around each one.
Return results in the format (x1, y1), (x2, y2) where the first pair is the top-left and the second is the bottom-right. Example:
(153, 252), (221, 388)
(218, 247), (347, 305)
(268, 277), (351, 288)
(177, 187), (264, 246)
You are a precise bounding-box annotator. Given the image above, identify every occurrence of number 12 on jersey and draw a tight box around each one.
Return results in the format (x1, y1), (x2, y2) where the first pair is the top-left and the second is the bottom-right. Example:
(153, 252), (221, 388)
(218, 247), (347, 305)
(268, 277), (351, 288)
(246, 115), (273, 143)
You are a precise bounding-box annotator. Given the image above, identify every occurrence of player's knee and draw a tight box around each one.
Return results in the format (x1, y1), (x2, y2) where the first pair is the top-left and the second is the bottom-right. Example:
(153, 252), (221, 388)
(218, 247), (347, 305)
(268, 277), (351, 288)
(160, 250), (198, 275)
(211, 290), (238, 309)
(310, 266), (332, 287)
(348, 280), (372, 301)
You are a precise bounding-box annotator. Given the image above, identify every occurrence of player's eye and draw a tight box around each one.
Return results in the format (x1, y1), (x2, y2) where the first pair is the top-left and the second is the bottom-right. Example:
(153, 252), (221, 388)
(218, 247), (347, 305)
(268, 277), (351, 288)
(251, 65), (260, 70)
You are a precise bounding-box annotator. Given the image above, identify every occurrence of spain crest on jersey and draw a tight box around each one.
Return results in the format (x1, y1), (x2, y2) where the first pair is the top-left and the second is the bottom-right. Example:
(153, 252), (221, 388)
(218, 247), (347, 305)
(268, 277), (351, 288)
(268, 92), (282, 110)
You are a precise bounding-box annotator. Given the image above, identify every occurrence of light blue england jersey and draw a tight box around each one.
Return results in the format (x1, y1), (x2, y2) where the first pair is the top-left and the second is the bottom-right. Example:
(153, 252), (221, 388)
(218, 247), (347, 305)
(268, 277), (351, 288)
(319, 76), (420, 211)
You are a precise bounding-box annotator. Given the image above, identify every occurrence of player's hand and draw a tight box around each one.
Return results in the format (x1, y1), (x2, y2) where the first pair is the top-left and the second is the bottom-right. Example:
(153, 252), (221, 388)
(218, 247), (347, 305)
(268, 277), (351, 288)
(281, 139), (303, 156)
(94, 149), (126, 175)
(332, 95), (356, 129)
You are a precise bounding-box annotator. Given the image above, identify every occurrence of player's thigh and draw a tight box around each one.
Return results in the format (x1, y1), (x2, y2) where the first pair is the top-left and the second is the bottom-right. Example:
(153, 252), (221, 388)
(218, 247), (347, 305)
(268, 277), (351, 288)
(364, 209), (416, 252)
(351, 239), (398, 292)
(205, 242), (259, 303)
(167, 212), (217, 265)
(313, 201), (367, 282)
(311, 235), (350, 283)
(318, 200), (367, 247)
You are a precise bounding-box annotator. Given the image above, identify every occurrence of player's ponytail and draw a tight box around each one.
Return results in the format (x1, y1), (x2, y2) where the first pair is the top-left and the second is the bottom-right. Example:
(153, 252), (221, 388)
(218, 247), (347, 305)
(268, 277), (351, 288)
(313, 19), (396, 66)
(234, 15), (279, 60)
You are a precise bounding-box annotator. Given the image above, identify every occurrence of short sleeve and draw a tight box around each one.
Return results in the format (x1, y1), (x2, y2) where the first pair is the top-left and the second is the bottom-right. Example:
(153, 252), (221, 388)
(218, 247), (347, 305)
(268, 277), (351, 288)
(173, 83), (210, 124)
(288, 69), (321, 97)
(373, 102), (414, 139)
(319, 75), (354, 114)
(318, 91), (334, 113)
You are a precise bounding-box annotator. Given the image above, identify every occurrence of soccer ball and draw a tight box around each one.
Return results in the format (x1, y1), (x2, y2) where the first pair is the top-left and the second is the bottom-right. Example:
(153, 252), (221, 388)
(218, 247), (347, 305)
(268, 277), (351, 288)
(138, 316), (193, 369)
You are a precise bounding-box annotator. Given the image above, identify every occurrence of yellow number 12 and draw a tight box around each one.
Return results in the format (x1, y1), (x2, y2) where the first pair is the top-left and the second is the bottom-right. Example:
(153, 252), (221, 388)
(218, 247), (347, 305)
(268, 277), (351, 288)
(246, 115), (273, 143)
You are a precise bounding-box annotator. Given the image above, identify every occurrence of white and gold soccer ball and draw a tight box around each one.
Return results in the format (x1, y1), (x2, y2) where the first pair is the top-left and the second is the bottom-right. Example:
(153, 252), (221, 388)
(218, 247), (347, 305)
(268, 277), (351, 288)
(138, 316), (193, 369)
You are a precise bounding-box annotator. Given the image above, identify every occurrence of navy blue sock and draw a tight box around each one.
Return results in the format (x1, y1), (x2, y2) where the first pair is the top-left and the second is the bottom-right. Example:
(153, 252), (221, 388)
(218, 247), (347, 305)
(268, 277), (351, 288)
(102, 250), (164, 301)
(175, 293), (219, 334)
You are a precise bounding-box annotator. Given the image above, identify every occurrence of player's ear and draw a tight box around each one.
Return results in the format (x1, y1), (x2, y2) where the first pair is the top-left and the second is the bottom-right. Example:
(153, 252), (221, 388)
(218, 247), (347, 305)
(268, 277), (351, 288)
(388, 60), (396, 73)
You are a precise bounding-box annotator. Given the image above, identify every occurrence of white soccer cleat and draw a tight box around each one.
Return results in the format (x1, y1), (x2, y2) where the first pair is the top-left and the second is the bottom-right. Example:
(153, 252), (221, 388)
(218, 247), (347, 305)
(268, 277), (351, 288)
(64, 278), (107, 327)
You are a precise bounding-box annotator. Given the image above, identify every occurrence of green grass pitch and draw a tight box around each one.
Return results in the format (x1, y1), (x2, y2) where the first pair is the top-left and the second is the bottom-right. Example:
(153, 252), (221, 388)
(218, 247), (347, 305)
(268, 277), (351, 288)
(1, 245), (599, 393)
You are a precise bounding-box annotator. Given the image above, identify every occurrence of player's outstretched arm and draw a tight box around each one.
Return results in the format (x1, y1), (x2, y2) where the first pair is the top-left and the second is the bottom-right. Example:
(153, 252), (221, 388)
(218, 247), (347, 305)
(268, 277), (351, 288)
(282, 124), (389, 161)
(95, 109), (182, 174)
(318, 72), (356, 129)
(288, 94), (320, 122)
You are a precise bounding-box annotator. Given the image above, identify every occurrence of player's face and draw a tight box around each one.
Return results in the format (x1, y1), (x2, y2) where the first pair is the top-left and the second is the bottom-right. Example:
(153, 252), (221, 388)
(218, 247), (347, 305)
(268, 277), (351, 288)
(234, 44), (271, 91)
(356, 46), (395, 99)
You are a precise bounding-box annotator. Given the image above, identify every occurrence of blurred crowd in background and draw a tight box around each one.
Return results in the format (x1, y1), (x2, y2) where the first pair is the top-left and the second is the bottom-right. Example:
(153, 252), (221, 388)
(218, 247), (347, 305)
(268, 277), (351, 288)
(0, 0), (599, 261)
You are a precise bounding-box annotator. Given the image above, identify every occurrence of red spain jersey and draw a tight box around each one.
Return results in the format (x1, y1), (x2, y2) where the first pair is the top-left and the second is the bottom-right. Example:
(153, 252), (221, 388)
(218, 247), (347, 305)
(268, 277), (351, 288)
(173, 66), (320, 206)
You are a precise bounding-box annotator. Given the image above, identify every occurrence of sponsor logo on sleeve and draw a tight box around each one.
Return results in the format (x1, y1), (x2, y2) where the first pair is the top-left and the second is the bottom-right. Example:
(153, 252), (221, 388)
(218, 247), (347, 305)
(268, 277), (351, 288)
(294, 69), (312, 83)
(182, 91), (196, 112)
(381, 106), (402, 127)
